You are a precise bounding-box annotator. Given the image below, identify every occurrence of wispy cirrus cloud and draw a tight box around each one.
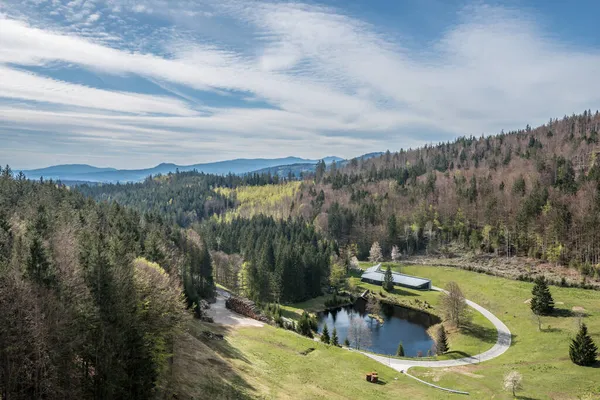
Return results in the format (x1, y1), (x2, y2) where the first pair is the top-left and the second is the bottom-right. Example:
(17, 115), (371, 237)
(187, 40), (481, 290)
(1, 0), (600, 169)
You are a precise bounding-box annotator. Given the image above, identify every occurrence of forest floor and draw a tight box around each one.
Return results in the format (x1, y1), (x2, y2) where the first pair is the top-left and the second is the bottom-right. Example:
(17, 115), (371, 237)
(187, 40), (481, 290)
(172, 264), (600, 399)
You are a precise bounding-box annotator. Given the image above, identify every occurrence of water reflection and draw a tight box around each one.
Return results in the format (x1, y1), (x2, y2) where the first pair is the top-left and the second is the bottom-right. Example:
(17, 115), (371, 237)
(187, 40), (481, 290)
(317, 300), (439, 357)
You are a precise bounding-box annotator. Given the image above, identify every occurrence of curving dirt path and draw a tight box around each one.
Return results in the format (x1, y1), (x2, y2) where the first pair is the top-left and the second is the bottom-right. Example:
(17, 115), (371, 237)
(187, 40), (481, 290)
(361, 286), (512, 373)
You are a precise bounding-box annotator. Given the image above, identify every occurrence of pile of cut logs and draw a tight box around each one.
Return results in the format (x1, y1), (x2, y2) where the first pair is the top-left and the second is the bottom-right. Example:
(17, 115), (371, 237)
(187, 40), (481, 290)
(225, 296), (270, 323)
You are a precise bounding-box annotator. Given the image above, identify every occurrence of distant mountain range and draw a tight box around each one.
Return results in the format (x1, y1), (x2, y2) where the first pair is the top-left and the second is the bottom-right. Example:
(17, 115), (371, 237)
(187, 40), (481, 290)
(253, 152), (384, 177)
(19, 156), (346, 183)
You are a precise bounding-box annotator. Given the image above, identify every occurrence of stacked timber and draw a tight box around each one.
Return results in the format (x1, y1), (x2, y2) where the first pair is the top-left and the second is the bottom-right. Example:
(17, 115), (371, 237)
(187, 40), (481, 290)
(225, 296), (270, 323)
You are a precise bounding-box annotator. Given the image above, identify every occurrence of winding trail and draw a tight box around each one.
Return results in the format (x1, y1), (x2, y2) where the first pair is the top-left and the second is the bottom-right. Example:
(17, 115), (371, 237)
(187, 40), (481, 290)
(361, 286), (512, 373)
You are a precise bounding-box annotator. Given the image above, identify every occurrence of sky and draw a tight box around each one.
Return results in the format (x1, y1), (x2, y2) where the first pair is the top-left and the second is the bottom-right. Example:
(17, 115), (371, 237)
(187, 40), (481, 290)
(1, 0), (600, 169)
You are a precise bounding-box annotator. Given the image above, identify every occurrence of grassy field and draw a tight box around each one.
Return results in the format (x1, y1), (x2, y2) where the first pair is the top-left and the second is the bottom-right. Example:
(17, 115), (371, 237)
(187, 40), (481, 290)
(171, 319), (446, 399)
(400, 265), (600, 399)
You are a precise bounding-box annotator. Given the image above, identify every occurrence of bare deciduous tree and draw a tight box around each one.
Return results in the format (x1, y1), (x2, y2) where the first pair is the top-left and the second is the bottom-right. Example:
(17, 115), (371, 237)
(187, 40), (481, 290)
(440, 282), (471, 328)
(348, 317), (372, 350)
(368, 242), (383, 263)
(390, 245), (401, 262)
(349, 256), (360, 271)
(366, 296), (381, 323)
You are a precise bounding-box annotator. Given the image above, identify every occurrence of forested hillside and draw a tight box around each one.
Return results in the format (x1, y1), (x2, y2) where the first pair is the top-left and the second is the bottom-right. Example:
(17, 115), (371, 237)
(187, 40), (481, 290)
(78, 170), (334, 304)
(0, 167), (213, 399)
(290, 111), (600, 283)
(78, 171), (284, 227)
(75, 111), (600, 292)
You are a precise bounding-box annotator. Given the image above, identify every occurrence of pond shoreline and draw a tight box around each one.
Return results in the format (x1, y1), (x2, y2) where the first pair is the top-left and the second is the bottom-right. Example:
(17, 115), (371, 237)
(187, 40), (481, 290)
(317, 298), (439, 357)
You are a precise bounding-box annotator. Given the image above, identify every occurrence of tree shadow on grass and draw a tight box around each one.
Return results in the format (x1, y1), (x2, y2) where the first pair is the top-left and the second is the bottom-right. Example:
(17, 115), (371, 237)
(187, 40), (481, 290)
(391, 287), (420, 297)
(442, 350), (475, 359)
(460, 322), (501, 345)
(551, 308), (577, 318)
(280, 308), (300, 321)
(172, 321), (257, 400)
(189, 323), (252, 365)
(540, 327), (562, 333)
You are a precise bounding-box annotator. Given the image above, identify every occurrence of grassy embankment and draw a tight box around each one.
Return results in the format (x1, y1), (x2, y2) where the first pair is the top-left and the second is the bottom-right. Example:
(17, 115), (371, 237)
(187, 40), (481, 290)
(171, 318), (444, 399)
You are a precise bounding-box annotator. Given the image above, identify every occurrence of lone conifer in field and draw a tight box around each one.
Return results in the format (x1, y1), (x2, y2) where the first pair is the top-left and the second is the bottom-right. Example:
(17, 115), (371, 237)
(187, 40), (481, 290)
(531, 276), (554, 315)
(569, 323), (598, 366)
(321, 323), (330, 344)
(436, 325), (449, 354)
(331, 327), (339, 347)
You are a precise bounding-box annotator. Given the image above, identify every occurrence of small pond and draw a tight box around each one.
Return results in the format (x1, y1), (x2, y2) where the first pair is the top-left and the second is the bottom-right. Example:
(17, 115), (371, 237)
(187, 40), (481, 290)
(317, 299), (440, 357)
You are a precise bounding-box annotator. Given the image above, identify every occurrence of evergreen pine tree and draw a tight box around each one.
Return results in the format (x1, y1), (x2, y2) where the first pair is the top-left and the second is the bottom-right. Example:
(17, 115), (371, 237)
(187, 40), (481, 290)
(531, 276), (554, 315)
(569, 323), (598, 366)
(297, 312), (314, 338)
(331, 327), (339, 346)
(27, 235), (54, 286)
(396, 341), (405, 357)
(383, 265), (394, 292)
(321, 323), (330, 344)
(344, 337), (350, 347)
(436, 325), (449, 354)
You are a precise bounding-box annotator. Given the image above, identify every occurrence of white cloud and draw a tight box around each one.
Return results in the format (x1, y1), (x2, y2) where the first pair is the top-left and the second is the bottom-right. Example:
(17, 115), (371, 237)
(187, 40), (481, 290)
(1, 1), (600, 169)
(0, 66), (198, 116)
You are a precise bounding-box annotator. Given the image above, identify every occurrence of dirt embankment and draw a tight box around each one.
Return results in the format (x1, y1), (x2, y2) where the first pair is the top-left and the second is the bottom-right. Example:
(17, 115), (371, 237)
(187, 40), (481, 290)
(404, 254), (600, 290)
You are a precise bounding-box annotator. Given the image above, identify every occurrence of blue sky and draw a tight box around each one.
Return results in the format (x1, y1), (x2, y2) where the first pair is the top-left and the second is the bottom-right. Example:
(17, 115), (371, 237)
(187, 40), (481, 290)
(1, 0), (600, 169)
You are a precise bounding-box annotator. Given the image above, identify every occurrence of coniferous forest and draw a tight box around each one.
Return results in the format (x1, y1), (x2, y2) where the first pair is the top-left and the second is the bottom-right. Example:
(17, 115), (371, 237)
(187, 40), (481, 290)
(0, 169), (211, 399)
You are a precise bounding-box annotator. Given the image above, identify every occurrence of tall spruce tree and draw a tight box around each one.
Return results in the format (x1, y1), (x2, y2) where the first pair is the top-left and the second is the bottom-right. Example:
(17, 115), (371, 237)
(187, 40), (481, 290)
(436, 325), (449, 354)
(383, 265), (394, 292)
(569, 323), (598, 366)
(331, 327), (339, 346)
(321, 323), (330, 344)
(531, 276), (554, 315)
(26, 235), (54, 286)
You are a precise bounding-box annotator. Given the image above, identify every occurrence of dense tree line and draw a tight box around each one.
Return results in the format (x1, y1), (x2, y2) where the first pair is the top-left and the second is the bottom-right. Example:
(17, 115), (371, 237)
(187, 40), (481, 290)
(199, 216), (334, 303)
(78, 170), (286, 227)
(0, 166), (209, 399)
(295, 111), (600, 281)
